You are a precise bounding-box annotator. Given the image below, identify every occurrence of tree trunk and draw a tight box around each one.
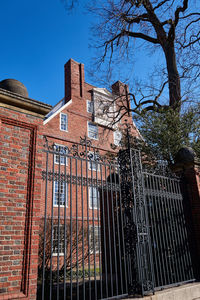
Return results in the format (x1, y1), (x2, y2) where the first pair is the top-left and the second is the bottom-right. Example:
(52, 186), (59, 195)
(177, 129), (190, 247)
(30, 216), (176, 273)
(164, 44), (181, 108)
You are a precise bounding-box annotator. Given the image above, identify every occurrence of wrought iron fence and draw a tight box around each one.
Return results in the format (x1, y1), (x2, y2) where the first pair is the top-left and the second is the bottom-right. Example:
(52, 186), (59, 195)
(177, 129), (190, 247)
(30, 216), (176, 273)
(38, 137), (128, 300)
(38, 138), (195, 299)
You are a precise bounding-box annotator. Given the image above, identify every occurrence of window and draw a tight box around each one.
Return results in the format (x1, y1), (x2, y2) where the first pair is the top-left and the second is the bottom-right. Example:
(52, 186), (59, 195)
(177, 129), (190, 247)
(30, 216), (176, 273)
(114, 131), (122, 146)
(60, 113), (68, 131)
(53, 225), (64, 254)
(87, 100), (94, 113)
(89, 225), (100, 254)
(53, 181), (68, 206)
(88, 122), (98, 140)
(54, 144), (68, 165)
(88, 151), (99, 171)
(89, 187), (99, 209)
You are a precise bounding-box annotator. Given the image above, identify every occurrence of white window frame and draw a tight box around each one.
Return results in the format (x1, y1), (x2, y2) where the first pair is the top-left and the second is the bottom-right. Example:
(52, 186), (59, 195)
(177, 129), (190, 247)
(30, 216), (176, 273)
(54, 144), (68, 165)
(60, 113), (68, 132)
(114, 130), (122, 146)
(53, 181), (68, 207)
(53, 225), (65, 255)
(87, 122), (98, 140)
(89, 225), (100, 254)
(87, 100), (94, 114)
(88, 151), (100, 172)
(89, 186), (99, 210)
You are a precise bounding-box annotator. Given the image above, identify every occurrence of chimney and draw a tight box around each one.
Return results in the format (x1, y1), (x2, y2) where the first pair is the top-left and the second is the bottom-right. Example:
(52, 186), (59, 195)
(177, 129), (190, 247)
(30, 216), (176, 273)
(112, 81), (130, 115)
(64, 59), (85, 102)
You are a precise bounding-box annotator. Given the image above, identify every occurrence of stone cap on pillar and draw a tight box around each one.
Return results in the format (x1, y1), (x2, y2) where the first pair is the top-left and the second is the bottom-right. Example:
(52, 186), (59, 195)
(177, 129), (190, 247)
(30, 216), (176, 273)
(172, 147), (199, 172)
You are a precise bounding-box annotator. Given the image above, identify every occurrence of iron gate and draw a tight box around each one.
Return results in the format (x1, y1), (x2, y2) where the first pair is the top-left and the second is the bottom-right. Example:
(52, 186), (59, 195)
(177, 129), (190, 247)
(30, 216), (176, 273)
(143, 167), (195, 290)
(38, 138), (195, 299)
(38, 137), (128, 300)
(118, 148), (195, 296)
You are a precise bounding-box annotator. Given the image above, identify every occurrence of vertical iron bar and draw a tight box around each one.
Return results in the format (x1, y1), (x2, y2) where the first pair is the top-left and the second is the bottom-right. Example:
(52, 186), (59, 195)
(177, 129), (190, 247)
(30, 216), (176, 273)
(57, 151), (61, 300)
(165, 177), (181, 284)
(151, 175), (167, 287)
(140, 153), (155, 294)
(160, 176), (173, 284)
(86, 152), (91, 300)
(63, 152), (67, 300)
(96, 161), (103, 299)
(50, 151), (55, 300)
(109, 164), (118, 296)
(100, 163), (108, 299)
(76, 158), (79, 300)
(117, 165), (128, 294)
(42, 151), (49, 300)
(146, 174), (160, 287)
(70, 157), (73, 300)
(81, 159), (85, 300)
(171, 178), (185, 282)
(91, 163), (97, 300)
(105, 165), (113, 297)
(113, 163), (123, 294)
(130, 150), (145, 295)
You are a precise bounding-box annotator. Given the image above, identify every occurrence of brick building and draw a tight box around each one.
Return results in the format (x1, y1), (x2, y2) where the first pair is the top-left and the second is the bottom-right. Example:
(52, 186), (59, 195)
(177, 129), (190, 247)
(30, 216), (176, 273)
(0, 59), (138, 299)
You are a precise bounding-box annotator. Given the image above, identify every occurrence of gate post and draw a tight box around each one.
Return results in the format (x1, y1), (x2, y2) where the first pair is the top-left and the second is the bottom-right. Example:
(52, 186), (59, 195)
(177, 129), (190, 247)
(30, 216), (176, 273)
(118, 148), (154, 296)
(173, 147), (200, 279)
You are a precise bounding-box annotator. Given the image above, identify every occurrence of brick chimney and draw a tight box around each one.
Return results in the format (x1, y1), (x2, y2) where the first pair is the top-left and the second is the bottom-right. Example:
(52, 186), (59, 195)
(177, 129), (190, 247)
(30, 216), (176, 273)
(112, 80), (130, 115)
(64, 59), (85, 102)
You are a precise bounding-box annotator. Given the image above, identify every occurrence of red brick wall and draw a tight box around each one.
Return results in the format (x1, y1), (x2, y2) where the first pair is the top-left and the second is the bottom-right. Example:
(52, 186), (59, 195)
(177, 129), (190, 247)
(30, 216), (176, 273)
(0, 109), (44, 300)
(182, 164), (200, 278)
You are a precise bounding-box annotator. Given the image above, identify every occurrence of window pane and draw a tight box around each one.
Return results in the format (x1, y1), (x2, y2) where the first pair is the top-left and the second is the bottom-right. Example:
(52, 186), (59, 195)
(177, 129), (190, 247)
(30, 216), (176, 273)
(88, 151), (99, 171)
(55, 145), (68, 165)
(87, 101), (94, 113)
(53, 225), (65, 254)
(54, 181), (67, 206)
(88, 122), (98, 139)
(60, 113), (68, 131)
(89, 226), (100, 253)
(89, 187), (99, 209)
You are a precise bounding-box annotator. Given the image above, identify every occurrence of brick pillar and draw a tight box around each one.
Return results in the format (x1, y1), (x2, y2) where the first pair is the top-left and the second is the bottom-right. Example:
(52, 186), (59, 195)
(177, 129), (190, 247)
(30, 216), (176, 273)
(173, 147), (200, 279)
(0, 116), (43, 300)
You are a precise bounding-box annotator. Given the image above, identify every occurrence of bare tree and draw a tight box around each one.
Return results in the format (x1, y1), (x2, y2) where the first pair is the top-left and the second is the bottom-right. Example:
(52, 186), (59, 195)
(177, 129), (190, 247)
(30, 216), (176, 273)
(38, 218), (92, 283)
(63, 0), (200, 115)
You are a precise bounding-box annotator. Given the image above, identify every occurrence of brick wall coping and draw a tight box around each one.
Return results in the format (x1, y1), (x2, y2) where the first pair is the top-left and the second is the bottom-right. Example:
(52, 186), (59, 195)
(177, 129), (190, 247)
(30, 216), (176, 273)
(0, 88), (52, 116)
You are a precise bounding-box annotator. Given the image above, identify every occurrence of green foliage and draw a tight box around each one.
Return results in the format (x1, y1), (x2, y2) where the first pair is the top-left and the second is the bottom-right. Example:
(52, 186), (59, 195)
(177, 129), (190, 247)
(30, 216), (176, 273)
(131, 106), (200, 164)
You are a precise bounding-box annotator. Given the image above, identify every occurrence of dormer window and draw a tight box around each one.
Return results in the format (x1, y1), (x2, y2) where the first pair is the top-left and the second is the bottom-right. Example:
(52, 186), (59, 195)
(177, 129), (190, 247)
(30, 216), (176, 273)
(60, 113), (68, 131)
(87, 100), (94, 114)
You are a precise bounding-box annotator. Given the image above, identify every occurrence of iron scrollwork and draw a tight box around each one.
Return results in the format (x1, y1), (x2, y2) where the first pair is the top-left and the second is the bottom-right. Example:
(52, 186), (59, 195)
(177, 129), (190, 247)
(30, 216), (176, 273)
(119, 148), (154, 296)
(43, 135), (117, 165)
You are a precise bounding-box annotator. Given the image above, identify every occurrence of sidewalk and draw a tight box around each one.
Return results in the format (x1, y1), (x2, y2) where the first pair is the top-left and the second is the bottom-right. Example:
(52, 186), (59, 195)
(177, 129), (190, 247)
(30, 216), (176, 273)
(125, 282), (200, 300)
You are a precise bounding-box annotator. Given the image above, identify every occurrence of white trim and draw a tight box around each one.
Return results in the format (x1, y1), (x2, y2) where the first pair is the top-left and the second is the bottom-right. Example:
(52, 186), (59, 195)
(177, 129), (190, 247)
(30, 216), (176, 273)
(60, 113), (68, 132)
(43, 99), (72, 125)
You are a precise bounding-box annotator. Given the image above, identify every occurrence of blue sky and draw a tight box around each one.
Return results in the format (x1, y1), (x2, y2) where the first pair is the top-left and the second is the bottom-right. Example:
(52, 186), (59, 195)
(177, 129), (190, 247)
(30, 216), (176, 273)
(0, 0), (97, 105)
(0, 0), (154, 107)
(1, 0), (180, 108)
